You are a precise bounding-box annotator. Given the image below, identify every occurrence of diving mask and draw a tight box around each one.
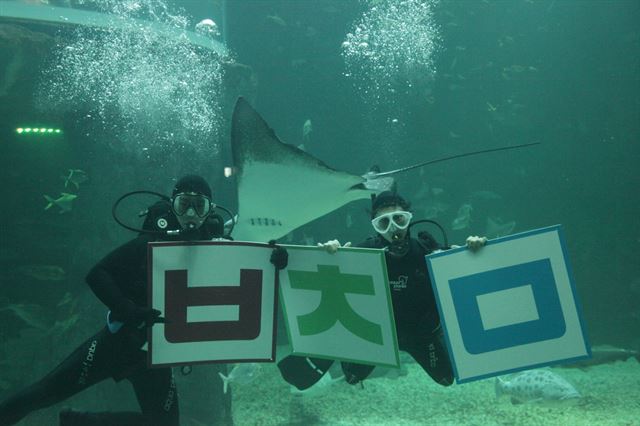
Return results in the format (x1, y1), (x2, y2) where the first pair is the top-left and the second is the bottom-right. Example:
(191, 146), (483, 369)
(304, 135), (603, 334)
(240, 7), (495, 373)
(172, 192), (213, 218)
(371, 211), (412, 234)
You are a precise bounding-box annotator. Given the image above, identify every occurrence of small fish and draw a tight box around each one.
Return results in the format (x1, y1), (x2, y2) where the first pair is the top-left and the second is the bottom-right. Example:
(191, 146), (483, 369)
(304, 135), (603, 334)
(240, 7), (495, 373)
(424, 206), (439, 219)
(51, 313), (80, 334)
(451, 203), (472, 230)
(61, 169), (88, 189)
(290, 372), (345, 397)
(302, 119), (313, 143)
(57, 292), (74, 307)
(424, 201), (448, 219)
(18, 264), (66, 281)
(505, 64), (526, 73)
(44, 192), (77, 213)
(218, 363), (262, 394)
(485, 216), (515, 238)
(495, 369), (580, 405)
(265, 14), (287, 28)
(0, 303), (50, 331)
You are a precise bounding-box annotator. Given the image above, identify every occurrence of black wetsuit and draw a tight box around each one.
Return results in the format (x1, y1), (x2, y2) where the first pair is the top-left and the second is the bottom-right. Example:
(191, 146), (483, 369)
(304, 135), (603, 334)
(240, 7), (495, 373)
(0, 213), (222, 426)
(278, 233), (454, 389)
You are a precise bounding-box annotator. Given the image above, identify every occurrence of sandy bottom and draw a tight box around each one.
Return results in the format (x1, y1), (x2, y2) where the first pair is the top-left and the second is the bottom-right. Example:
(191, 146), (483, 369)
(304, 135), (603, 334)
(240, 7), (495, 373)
(6, 346), (639, 425)
(232, 358), (640, 426)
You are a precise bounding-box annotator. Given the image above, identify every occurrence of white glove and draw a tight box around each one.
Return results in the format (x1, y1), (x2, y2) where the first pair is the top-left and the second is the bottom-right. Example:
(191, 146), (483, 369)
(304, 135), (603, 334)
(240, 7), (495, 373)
(465, 235), (487, 252)
(317, 239), (351, 254)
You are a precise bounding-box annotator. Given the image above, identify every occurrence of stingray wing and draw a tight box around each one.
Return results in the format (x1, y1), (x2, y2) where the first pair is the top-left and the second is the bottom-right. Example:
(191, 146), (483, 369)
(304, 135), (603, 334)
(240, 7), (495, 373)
(231, 97), (371, 242)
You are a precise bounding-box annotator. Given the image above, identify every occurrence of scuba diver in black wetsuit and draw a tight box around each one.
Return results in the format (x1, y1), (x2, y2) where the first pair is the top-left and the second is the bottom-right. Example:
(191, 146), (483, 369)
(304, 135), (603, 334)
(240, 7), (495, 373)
(0, 175), (288, 426)
(277, 191), (486, 390)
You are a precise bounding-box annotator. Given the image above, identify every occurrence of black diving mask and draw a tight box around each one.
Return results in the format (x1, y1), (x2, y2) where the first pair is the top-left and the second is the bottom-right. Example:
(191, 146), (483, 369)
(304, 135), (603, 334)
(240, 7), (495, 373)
(171, 192), (213, 218)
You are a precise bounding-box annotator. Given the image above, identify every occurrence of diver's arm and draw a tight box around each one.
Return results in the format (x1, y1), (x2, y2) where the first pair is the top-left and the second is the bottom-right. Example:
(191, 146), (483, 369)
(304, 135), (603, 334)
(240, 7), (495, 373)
(85, 236), (146, 311)
(86, 264), (129, 311)
(86, 236), (161, 326)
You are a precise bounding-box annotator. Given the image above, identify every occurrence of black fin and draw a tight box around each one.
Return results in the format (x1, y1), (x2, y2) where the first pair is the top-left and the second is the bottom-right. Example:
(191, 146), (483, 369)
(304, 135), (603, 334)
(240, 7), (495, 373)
(277, 355), (335, 391)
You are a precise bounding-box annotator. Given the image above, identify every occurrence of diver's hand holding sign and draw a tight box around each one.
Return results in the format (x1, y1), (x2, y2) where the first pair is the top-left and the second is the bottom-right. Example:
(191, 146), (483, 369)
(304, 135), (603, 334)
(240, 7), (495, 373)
(112, 299), (165, 327)
(268, 239), (289, 270)
(317, 239), (351, 254)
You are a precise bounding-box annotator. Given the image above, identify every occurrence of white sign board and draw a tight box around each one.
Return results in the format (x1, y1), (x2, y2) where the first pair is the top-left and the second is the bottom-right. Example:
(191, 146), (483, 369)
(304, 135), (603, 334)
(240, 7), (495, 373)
(148, 241), (277, 367)
(279, 245), (399, 368)
(426, 225), (590, 383)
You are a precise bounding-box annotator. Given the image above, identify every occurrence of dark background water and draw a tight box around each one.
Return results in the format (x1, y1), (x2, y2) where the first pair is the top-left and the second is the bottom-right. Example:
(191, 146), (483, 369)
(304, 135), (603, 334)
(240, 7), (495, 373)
(0, 0), (638, 424)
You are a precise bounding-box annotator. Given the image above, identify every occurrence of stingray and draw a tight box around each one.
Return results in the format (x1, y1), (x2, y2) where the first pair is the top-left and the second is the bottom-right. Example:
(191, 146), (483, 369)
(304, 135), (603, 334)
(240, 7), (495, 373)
(230, 97), (537, 242)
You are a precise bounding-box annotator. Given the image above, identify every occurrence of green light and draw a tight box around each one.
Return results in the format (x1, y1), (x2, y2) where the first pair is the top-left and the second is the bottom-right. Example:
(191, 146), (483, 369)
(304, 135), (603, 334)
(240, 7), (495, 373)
(15, 126), (63, 135)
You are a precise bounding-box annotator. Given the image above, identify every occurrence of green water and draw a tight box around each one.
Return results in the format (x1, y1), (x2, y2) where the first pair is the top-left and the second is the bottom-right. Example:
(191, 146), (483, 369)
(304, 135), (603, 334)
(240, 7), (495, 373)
(0, 0), (638, 424)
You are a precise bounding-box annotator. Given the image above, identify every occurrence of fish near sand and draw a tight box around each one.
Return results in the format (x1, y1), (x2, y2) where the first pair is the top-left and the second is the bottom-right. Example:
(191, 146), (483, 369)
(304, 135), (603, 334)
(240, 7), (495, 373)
(44, 193), (77, 213)
(495, 369), (580, 405)
(218, 363), (262, 394)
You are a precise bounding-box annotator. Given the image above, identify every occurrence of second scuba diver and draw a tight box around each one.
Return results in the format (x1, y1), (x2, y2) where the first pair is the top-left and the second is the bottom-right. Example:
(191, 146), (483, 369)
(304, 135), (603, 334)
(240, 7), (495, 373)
(277, 191), (486, 390)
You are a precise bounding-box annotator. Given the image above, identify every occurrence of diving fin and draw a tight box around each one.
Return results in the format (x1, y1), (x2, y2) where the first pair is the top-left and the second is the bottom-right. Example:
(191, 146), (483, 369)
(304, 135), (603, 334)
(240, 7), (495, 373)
(277, 355), (335, 391)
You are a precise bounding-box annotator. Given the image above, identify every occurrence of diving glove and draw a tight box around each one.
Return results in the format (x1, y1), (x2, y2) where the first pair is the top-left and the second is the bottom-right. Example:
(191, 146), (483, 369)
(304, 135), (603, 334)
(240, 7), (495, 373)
(111, 299), (164, 327)
(317, 239), (351, 254)
(268, 240), (289, 270)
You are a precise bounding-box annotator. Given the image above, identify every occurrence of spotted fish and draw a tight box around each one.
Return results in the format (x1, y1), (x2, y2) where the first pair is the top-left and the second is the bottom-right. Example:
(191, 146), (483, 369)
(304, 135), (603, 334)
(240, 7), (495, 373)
(495, 369), (580, 405)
